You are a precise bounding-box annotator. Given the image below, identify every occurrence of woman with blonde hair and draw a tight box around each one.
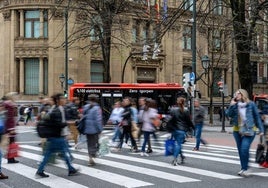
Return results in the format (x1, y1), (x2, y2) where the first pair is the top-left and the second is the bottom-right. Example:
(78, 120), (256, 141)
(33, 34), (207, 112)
(227, 89), (264, 177)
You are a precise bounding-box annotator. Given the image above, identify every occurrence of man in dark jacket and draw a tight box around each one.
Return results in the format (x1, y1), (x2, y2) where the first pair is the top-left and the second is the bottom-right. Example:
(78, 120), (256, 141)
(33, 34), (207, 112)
(36, 93), (79, 178)
(193, 99), (207, 151)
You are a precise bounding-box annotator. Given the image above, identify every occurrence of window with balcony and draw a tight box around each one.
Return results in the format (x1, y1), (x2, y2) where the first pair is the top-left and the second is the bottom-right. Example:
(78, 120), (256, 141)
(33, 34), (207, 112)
(91, 60), (104, 83)
(182, 26), (192, 50)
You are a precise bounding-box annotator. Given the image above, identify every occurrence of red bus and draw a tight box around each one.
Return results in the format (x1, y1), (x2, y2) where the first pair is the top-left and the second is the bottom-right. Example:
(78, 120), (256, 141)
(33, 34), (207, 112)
(69, 83), (186, 130)
(253, 93), (268, 112)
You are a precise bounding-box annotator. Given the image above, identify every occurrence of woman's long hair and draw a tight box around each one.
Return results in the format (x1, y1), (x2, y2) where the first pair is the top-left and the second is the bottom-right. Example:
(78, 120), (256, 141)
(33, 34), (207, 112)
(177, 97), (185, 112)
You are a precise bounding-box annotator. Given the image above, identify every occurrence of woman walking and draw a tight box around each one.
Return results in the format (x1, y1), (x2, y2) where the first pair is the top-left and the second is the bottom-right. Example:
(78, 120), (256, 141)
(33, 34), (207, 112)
(227, 89), (264, 177)
(118, 97), (138, 152)
(169, 97), (194, 166)
(139, 99), (158, 156)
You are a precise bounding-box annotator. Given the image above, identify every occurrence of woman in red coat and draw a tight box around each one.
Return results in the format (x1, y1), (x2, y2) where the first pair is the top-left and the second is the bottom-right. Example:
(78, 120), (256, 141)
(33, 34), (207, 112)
(3, 92), (19, 163)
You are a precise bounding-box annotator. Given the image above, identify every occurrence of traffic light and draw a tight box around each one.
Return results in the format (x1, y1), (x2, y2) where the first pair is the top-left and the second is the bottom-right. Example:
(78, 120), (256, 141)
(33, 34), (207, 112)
(152, 43), (161, 59)
(217, 81), (224, 92)
(64, 90), (68, 98)
(142, 44), (150, 60)
(182, 73), (191, 90)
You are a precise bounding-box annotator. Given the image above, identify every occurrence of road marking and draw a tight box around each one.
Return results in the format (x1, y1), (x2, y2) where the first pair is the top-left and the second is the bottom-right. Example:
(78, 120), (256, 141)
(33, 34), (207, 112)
(106, 153), (242, 180)
(20, 145), (199, 183)
(18, 148), (154, 188)
(21, 145), (240, 180)
(2, 163), (88, 188)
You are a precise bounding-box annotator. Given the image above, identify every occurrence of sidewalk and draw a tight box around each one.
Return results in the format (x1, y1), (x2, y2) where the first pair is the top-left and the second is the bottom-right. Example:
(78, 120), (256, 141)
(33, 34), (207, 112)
(203, 118), (233, 133)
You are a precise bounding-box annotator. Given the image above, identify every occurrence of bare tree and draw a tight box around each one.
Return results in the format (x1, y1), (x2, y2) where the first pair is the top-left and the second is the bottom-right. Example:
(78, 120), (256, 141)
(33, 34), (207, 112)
(226, 0), (268, 98)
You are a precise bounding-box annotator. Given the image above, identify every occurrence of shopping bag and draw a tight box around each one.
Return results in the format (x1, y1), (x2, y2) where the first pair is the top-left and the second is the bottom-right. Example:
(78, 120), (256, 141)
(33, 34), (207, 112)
(165, 138), (175, 156)
(98, 136), (110, 157)
(7, 142), (20, 159)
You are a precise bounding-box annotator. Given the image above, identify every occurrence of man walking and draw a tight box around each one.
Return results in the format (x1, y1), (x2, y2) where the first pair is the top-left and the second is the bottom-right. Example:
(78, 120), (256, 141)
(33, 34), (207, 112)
(193, 99), (207, 151)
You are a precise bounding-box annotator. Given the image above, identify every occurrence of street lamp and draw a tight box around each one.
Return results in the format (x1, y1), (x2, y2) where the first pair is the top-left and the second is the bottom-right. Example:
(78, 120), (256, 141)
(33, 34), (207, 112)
(59, 73), (65, 91)
(201, 55), (211, 71)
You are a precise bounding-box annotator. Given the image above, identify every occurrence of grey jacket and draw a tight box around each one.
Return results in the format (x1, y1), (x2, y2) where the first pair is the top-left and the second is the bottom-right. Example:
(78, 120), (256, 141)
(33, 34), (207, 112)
(194, 105), (205, 124)
(84, 103), (103, 135)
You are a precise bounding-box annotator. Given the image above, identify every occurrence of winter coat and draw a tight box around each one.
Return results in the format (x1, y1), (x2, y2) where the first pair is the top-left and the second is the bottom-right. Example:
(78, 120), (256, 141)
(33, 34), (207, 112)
(83, 103), (103, 135)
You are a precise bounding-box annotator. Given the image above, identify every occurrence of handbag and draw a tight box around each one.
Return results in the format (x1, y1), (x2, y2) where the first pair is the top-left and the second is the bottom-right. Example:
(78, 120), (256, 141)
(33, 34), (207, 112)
(131, 121), (139, 139)
(75, 116), (86, 134)
(239, 124), (254, 136)
(165, 138), (175, 156)
(75, 105), (94, 134)
(6, 142), (20, 159)
(255, 136), (265, 164)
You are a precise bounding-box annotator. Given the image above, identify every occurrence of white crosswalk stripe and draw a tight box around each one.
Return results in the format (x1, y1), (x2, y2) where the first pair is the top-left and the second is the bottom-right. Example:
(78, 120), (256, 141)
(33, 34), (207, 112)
(2, 130), (268, 188)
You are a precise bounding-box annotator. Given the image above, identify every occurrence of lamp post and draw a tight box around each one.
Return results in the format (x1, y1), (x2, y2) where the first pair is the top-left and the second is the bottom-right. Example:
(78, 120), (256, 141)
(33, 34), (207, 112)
(59, 73), (65, 91)
(64, 5), (69, 97)
(191, 0), (197, 119)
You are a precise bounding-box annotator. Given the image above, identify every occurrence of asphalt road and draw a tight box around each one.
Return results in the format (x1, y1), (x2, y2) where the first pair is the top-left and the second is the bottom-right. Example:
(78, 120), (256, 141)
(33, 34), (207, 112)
(0, 123), (267, 188)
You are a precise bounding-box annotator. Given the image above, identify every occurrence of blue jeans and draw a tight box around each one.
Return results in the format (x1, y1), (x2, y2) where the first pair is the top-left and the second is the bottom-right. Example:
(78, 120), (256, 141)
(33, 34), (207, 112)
(141, 131), (154, 152)
(172, 130), (185, 159)
(37, 137), (75, 173)
(233, 131), (255, 171)
(0, 148), (2, 173)
(112, 125), (121, 142)
(194, 123), (206, 149)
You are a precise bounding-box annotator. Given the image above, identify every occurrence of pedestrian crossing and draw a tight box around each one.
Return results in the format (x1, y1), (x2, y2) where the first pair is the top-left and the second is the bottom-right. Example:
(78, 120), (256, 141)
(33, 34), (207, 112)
(2, 129), (268, 188)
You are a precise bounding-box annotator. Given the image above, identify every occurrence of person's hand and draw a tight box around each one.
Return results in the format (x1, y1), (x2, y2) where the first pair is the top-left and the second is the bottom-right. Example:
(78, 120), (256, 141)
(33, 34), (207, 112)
(259, 132), (264, 136)
(230, 98), (237, 105)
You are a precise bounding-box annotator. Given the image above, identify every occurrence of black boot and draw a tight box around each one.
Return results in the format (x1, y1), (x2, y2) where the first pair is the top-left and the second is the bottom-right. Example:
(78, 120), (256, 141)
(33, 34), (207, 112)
(8, 158), (19, 164)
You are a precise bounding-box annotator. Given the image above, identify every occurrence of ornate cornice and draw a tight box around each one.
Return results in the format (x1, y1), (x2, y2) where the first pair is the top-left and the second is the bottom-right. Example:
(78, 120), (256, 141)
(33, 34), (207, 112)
(2, 0), (55, 6)
(131, 56), (164, 71)
(14, 47), (48, 58)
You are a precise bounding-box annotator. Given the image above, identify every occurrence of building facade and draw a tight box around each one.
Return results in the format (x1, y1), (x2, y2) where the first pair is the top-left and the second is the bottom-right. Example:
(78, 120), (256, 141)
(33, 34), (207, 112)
(0, 0), (253, 102)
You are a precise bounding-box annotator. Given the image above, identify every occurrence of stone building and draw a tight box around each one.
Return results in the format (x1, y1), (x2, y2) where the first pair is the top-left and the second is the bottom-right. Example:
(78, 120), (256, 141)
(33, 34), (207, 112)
(0, 0), (254, 102)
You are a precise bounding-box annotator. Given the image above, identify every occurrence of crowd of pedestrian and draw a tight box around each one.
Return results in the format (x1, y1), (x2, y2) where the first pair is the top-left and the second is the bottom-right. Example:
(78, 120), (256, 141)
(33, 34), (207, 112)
(0, 88), (268, 181)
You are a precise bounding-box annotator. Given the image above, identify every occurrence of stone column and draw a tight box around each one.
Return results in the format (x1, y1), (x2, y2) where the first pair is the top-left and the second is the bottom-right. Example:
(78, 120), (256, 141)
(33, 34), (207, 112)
(19, 10), (24, 37)
(19, 58), (24, 94)
(39, 57), (44, 94)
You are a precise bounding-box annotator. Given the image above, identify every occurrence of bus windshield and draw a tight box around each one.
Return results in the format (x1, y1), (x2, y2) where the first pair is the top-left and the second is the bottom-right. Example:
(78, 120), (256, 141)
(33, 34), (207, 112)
(69, 83), (186, 125)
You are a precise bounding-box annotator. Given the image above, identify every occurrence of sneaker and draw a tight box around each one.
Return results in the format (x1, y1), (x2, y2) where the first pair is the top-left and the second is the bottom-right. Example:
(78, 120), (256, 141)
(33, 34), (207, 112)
(237, 170), (244, 175)
(88, 158), (96, 166)
(146, 148), (153, 153)
(36, 171), (49, 178)
(171, 158), (178, 166)
(140, 152), (149, 157)
(192, 148), (199, 151)
(68, 168), (80, 176)
(240, 170), (251, 177)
